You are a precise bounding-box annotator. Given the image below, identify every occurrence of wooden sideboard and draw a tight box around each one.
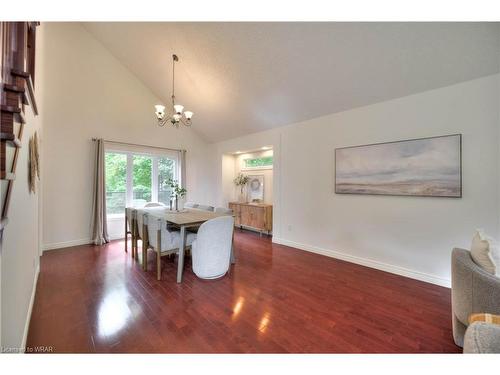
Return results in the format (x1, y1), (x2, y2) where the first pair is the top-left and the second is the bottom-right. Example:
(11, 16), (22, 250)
(229, 202), (272, 236)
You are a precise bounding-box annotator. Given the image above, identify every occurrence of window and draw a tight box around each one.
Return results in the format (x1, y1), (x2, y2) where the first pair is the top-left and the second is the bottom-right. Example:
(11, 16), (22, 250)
(243, 156), (273, 170)
(132, 155), (153, 206)
(158, 157), (175, 205)
(105, 149), (178, 217)
(105, 153), (127, 215)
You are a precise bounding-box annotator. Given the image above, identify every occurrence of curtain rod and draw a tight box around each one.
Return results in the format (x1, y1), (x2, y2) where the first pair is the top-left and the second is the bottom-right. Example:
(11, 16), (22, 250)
(91, 138), (186, 153)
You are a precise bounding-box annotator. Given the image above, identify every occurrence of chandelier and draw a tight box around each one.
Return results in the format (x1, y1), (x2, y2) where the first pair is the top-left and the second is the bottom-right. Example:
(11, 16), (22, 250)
(155, 54), (194, 127)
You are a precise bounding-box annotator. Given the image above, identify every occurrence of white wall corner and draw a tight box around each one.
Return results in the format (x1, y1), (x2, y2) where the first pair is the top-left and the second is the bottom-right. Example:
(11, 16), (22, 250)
(21, 263), (40, 351)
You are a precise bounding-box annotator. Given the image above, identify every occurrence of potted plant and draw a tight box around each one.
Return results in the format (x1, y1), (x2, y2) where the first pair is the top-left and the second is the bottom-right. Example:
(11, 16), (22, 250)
(166, 178), (187, 211)
(234, 173), (249, 202)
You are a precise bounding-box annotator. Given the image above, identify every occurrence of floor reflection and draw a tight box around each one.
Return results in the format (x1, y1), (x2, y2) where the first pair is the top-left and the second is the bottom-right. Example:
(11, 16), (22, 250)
(232, 296), (245, 319)
(97, 289), (132, 337)
(258, 312), (271, 333)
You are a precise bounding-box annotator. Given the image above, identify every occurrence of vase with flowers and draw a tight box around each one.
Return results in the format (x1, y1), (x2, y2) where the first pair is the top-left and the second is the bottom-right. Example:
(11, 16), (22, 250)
(166, 178), (187, 211)
(234, 173), (249, 203)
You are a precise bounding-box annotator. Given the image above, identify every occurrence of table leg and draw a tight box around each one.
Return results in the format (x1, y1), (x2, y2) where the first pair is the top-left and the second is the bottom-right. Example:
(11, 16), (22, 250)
(142, 223), (148, 271)
(132, 216), (136, 259)
(124, 212), (128, 253)
(156, 226), (161, 280)
(230, 231), (236, 264)
(176, 225), (186, 283)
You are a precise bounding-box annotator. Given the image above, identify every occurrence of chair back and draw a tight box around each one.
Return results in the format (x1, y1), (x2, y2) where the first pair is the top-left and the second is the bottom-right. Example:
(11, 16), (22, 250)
(184, 202), (198, 209)
(215, 207), (233, 215)
(452, 248), (500, 322)
(144, 213), (176, 252)
(191, 216), (234, 279)
(195, 204), (215, 212)
(144, 202), (165, 208)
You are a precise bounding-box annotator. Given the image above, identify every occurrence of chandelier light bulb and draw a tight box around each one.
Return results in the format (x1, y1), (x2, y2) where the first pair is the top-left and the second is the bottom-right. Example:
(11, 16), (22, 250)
(184, 111), (193, 120)
(155, 104), (166, 119)
(173, 114), (182, 122)
(174, 104), (184, 114)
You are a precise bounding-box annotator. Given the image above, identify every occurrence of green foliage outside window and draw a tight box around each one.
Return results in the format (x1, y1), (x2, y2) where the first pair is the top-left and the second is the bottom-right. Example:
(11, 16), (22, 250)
(132, 155), (152, 203)
(105, 153), (127, 214)
(244, 156), (273, 168)
(105, 152), (177, 214)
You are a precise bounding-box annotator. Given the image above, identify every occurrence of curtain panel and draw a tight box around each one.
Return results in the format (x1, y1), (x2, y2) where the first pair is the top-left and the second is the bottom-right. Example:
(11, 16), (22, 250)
(91, 138), (109, 245)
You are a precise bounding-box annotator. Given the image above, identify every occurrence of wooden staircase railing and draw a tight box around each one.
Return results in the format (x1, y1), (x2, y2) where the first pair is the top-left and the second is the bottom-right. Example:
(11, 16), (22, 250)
(0, 22), (39, 239)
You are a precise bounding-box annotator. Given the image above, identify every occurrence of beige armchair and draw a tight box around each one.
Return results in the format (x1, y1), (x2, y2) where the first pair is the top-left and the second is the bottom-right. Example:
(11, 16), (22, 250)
(451, 248), (500, 347)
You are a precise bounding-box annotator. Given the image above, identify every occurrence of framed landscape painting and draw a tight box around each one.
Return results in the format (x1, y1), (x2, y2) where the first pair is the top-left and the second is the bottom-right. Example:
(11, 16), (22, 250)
(335, 134), (462, 198)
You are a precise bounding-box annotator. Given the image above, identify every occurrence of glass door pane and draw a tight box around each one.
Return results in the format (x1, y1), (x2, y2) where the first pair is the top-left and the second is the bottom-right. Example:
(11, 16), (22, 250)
(132, 155), (152, 206)
(158, 157), (176, 205)
(105, 152), (127, 215)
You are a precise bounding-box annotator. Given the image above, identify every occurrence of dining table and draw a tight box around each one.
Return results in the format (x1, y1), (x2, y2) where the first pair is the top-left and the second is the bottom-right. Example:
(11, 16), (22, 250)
(126, 206), (235, 283)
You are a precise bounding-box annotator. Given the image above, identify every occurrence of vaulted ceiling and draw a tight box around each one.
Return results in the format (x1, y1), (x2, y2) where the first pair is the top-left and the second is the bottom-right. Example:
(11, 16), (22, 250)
(83, 22), (500, 143)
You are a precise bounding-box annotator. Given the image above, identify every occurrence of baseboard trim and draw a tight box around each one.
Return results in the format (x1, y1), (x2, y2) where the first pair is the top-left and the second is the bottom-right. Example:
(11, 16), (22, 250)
(43, 235), (124, 252)
(272, 237), (451, 288)
(21, 263), (39, 351)
(42, 238), (92, 251)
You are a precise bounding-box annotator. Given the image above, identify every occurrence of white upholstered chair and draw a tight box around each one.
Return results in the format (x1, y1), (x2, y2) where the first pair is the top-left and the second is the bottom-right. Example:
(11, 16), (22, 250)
(191, 216), (235, 279)
(184, 202), (198, 209)
(144, 202), (166, 208)
(194, 204), (214, 212)
(214, 207), (233, 215)
(143, 213), (196, 280)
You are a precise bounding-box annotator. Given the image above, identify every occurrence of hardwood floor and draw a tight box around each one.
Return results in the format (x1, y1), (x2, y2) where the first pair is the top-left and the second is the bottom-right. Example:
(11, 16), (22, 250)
(26, 229), (460, 353)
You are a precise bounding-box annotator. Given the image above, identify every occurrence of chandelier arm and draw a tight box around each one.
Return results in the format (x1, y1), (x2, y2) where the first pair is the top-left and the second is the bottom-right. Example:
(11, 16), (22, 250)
(172, 54), (176, 103)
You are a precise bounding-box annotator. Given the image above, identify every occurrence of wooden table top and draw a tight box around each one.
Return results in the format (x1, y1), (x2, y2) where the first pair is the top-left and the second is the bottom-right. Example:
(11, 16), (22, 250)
(133, 207), (229, 226)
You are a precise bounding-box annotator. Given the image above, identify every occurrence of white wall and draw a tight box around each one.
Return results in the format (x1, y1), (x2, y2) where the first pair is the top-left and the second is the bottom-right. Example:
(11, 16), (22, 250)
(1, 24), (46, 349)
(221, 154), (236, 205)
(213, 74), (500, 287)
(41, 23), (216, 249)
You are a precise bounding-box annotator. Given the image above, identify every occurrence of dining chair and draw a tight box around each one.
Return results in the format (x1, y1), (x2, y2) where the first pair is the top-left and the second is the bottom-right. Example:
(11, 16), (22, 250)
(215, 207), (233, 214)
(191, 216), (235, 279)
(184, 202), (198, 209)
(144, 202), (166, 208)
(194, 204), (215, 212)
(143, 213), (197, 280)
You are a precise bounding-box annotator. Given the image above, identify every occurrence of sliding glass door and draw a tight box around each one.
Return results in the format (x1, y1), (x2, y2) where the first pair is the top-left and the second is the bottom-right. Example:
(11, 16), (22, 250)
(132, 155), (153, 206)
(105, 150), (178, 218)
(105, 152), (127, 215)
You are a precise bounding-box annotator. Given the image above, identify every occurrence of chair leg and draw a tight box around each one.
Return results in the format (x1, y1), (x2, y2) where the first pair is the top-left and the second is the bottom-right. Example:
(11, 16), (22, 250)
(142, 223), (148, 271)
(132, 217), (136, 259)
(143, 247), (148, 271)
(124, 216), (128, 253)
(156, 228), (162, 280)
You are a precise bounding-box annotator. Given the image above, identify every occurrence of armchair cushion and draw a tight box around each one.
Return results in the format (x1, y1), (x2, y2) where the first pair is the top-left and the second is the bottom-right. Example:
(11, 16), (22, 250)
(471, 230), (500, 277)
(464, 322), (500, 353)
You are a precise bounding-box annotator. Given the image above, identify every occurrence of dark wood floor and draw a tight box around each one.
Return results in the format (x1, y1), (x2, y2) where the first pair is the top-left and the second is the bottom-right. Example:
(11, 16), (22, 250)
(27, 229), (460, 353)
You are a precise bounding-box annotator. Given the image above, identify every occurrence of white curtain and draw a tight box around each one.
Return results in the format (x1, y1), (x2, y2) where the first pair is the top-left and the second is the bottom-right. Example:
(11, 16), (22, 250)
(91, 139), (109, 245)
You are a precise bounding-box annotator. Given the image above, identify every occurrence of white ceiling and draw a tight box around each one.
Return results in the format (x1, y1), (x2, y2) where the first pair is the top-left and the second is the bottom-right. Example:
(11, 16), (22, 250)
(82, 22), (500, 143)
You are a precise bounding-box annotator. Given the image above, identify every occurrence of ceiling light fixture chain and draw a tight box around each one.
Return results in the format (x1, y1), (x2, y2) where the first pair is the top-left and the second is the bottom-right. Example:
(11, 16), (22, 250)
(155, 54), (193, 128)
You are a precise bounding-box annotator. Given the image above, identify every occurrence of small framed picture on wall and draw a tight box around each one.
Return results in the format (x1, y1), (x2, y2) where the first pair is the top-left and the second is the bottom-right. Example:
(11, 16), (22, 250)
(247, 175), (264, 202)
